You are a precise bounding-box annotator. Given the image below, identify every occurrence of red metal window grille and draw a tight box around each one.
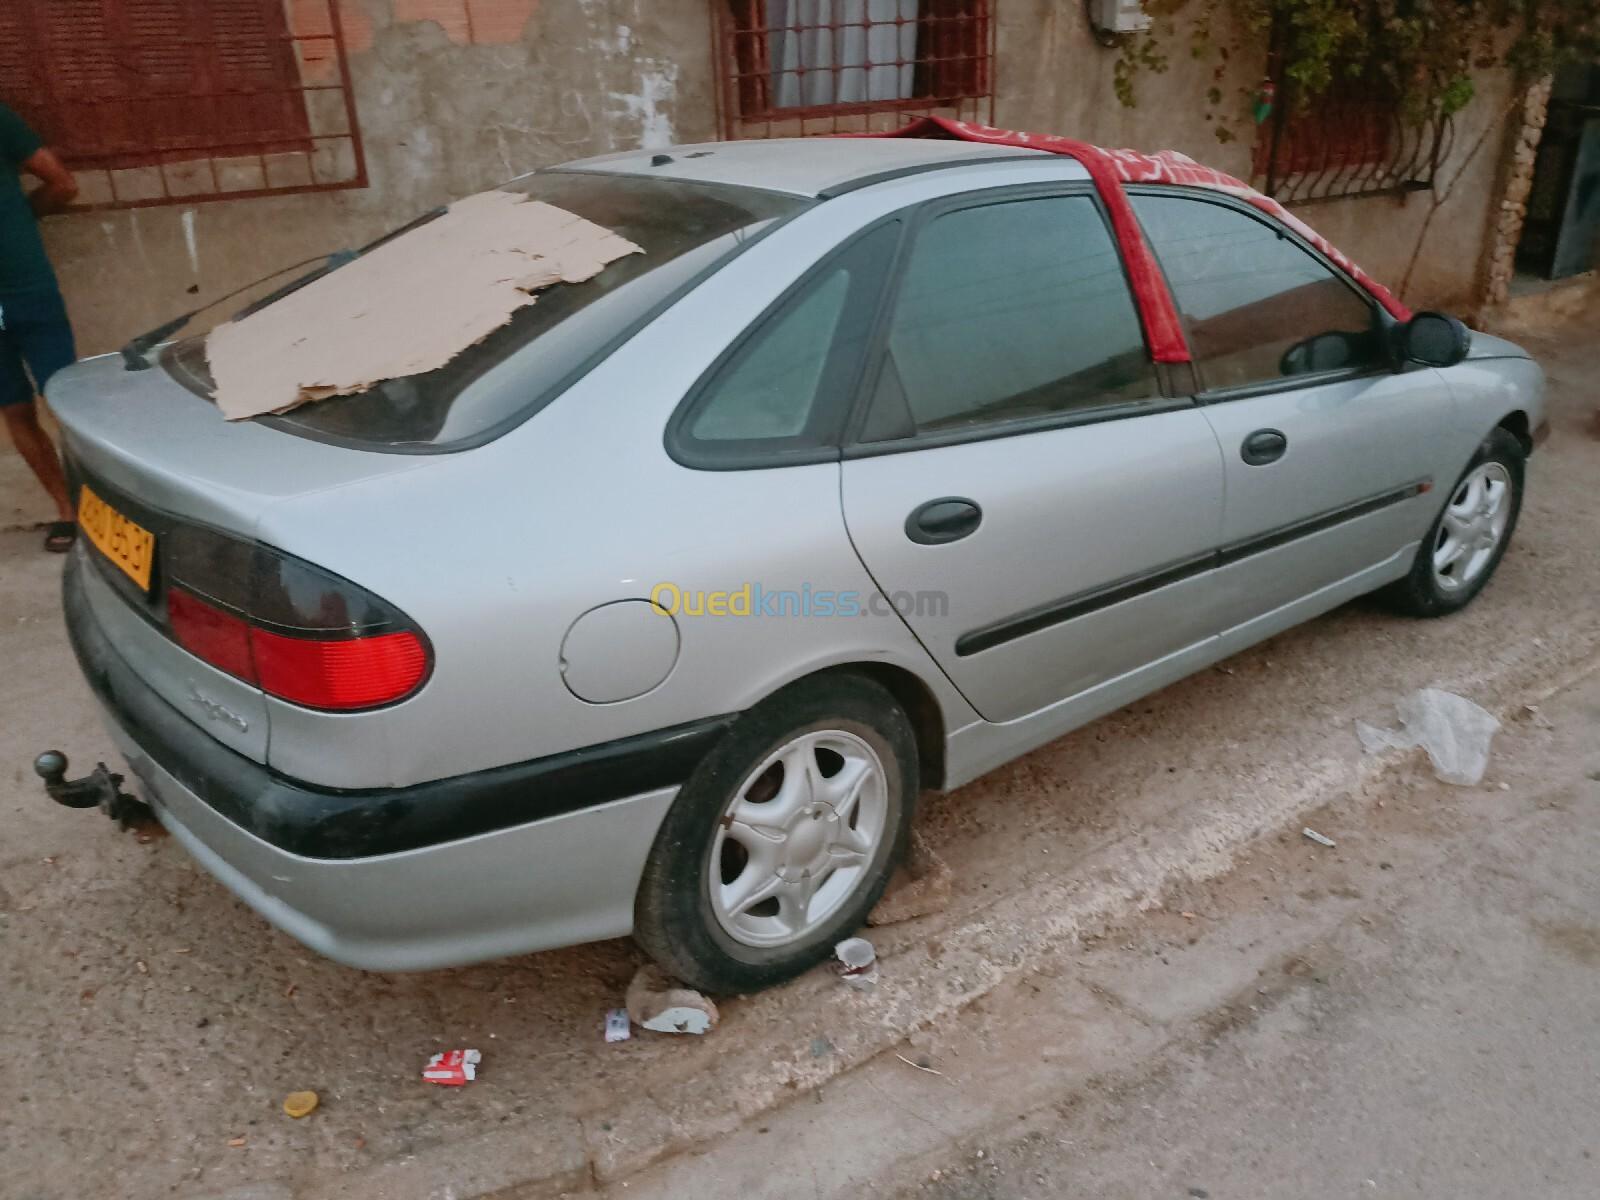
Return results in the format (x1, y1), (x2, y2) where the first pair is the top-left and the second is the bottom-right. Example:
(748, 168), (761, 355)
(713, 0), (994, 140)
(1252, 44), (1451, 205)
(0, 0), (366, 210)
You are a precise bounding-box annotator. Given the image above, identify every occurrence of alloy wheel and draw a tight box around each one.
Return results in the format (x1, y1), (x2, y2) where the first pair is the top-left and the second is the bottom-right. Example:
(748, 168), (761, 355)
(708, 729), (888, 948)
(1432, 461), (1513, 593)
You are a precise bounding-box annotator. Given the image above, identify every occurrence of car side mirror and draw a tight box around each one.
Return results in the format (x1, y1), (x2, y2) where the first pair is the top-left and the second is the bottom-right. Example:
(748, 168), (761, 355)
(1402, 311), (1472, 368)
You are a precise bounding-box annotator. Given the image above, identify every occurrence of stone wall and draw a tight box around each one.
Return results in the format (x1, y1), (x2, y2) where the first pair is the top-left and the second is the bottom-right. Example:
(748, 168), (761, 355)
(1476, 77), (1555, 318)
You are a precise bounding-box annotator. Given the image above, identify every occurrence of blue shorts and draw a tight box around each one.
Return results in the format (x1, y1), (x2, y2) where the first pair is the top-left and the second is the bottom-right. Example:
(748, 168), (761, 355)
(0, 288), (77, 408)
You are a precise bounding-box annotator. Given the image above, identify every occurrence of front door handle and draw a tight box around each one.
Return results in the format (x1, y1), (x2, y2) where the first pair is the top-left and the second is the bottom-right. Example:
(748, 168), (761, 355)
(1241, 428), (1288, 465)
(905, 497), (982, 545)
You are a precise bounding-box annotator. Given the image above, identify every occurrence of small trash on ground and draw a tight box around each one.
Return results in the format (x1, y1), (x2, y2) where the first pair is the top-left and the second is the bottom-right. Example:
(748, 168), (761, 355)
(603, 1008), (632, 1043)
(895, 1052), (959, 1084)
(867, 828), (954, 926)
(1301, 827), (1337, 848)
(625, 964), (719, 1035)
(1356, 687), (1501, 786)
(422, 1048), (481, 1086)
(227, 1136), (247, 1147)
(282, 1090), (319, 1119)
(835, 937), (879, 989)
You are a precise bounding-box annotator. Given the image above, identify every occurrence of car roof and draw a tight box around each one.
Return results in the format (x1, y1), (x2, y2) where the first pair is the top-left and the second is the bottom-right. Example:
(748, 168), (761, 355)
(556, 137), (1058, 198)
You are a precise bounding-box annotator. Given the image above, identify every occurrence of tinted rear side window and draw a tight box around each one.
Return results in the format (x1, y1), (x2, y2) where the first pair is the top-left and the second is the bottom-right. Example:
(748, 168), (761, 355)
(164, 173), (804, 450)
(671, 221), (900, 468)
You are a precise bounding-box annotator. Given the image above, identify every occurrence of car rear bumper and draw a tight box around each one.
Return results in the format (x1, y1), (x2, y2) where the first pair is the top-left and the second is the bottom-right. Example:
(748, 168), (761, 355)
(105, 724), (676, 969)
(63, 553), (687, 970)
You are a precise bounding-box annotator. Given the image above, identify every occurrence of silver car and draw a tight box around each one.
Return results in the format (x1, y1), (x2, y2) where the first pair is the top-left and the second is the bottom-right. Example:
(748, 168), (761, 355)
(47, 137), (1546, 993)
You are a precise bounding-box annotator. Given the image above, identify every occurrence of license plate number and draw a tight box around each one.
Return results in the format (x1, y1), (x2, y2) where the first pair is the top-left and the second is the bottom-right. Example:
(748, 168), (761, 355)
(78, 485), (156, 591)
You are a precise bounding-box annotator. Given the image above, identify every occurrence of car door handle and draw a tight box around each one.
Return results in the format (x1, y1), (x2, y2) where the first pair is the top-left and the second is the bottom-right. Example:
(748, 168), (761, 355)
(1241, 428), (1288, 465)
(905, 497), (982, 545)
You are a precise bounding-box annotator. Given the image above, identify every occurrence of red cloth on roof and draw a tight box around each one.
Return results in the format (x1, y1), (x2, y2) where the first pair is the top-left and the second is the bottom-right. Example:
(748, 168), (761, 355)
(867, 116), (1412, 365)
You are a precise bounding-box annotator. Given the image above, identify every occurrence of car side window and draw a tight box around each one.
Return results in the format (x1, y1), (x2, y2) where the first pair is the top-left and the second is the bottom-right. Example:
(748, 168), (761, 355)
(861, 195), (1157, 442)
(674, 222), (899, 466)
(1129, 193), (1387, 392)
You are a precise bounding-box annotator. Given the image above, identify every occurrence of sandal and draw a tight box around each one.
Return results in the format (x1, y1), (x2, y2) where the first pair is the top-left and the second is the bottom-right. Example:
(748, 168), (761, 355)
(44, 520), (76, 553)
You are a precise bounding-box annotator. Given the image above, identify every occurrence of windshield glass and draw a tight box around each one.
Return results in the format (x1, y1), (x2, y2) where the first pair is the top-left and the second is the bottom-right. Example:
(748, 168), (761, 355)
(163, 172), (805, 450)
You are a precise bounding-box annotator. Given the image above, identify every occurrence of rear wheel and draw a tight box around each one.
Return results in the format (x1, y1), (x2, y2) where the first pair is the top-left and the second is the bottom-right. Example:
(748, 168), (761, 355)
(1382, 427), (1524, 617)
(634, 673), (918, 994)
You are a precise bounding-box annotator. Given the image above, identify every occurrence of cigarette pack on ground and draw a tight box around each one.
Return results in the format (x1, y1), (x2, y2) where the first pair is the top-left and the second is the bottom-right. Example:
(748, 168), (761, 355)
(422, 1048), (481, 1086)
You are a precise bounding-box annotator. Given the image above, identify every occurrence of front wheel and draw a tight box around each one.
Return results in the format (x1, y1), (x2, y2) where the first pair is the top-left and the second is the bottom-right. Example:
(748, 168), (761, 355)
(633, 673), (918, 994)
(1382, 427), (1524, 617)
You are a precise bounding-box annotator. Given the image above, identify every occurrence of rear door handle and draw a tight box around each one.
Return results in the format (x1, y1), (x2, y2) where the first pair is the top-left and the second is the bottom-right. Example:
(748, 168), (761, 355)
(905, 497), (982, 545)
(1241, 428), (1288, 465)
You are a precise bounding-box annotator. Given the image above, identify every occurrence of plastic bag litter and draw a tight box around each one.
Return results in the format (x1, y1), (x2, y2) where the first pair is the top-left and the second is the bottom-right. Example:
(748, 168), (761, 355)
(1356, 688), (1501, 786)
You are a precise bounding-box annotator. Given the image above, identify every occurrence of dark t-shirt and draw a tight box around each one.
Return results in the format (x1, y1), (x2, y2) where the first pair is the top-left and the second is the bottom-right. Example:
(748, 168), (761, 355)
(0, 103), (58, 296)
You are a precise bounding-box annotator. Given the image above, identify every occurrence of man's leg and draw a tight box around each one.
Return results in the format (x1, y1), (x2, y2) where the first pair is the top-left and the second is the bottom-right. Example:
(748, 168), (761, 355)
(1, 290), (77, 534)
(2, 399), (73, 522)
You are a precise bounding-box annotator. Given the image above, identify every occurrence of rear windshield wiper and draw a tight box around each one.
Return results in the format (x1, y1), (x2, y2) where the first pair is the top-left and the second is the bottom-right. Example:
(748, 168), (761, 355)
(119, 205), (447, 372)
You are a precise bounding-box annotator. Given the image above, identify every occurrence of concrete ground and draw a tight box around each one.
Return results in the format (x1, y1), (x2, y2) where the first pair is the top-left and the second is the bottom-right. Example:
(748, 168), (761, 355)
(1, 301), (1596, 1200)
(0, 421), (59, 533)
(885, 661), (1600, 1199)
(615, 651), (1600, 1200)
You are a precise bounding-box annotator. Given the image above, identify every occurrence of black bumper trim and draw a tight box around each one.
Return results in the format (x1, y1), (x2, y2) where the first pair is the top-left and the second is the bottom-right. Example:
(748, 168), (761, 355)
(63, 554), (732, 860)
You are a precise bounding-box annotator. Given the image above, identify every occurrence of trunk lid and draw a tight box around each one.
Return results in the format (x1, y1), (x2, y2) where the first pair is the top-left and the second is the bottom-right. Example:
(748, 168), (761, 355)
(50, 353), (421, 530)
(49, 353), (424, 765)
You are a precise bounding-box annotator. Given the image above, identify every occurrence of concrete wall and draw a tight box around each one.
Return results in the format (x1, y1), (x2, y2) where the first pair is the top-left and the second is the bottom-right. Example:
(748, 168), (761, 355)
(41, 0), (1516, 358)
(42, 0), (717, 357)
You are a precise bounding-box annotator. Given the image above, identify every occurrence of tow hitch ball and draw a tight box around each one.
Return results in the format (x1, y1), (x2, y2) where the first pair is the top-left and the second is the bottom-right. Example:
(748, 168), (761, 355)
(35, 750), (154, 828)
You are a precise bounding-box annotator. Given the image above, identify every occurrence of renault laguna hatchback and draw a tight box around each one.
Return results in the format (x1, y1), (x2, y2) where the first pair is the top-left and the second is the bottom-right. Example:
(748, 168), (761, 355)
(46, 130), (1545, 993)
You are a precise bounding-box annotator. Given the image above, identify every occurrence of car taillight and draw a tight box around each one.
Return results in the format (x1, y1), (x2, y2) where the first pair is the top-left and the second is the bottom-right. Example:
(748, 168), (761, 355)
(162, 527), (431, 712)
(167, 587), (254, 681)
(250, 625), (428, 710)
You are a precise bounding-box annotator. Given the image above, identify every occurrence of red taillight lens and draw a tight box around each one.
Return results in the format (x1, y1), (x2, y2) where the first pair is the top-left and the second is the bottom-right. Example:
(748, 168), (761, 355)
(165, 576), (430, 712)
(168, 587), (255, 681)
(251, 625), (428, 711)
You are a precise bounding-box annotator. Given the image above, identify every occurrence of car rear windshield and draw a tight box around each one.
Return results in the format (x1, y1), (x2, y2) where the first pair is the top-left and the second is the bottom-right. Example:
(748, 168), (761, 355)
(162, 172), (806, 451)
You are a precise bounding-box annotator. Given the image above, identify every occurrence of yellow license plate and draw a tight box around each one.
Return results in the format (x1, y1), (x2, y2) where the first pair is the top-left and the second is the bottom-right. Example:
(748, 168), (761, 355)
(78, 485), (156, 591)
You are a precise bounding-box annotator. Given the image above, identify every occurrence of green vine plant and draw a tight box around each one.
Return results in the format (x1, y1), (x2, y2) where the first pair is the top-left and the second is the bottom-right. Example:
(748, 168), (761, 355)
(1112, 0), (1600, 146)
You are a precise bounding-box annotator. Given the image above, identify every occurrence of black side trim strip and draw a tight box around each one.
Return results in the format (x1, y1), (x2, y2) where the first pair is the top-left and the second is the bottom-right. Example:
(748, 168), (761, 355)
(955, 551), (1215, 658)
(63, 555), (733, 859)
(1216, 481), (1428, 567)
(954, 479), (1429, 658)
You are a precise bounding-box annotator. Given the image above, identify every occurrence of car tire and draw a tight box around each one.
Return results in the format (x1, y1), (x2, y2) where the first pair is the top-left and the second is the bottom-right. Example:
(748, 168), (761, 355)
(633, 672), (919, 994)
(1381, 427), (1524, 618)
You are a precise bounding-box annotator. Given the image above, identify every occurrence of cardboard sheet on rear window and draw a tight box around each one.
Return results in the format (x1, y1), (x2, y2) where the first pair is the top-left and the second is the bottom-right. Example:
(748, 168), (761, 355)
(206, 189), (643, 421)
